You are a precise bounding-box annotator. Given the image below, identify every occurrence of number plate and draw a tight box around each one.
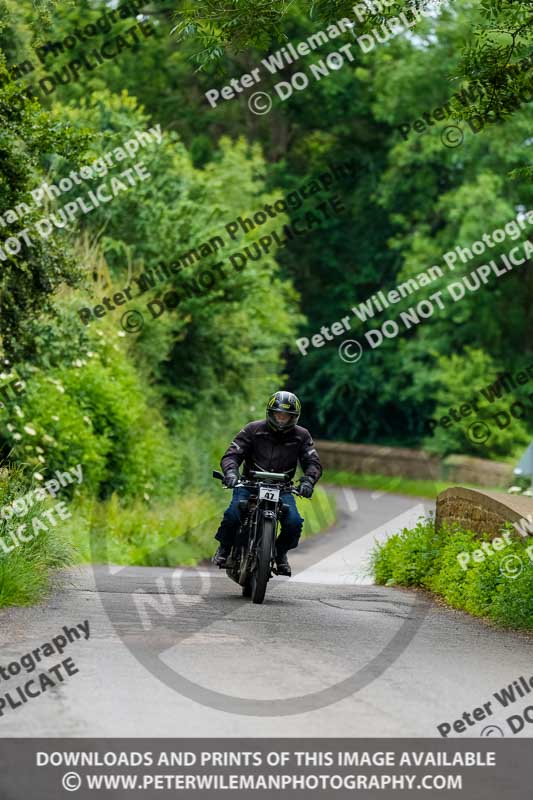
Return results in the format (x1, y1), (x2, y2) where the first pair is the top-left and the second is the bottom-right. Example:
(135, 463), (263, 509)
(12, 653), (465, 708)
(259, 486), (280, 502)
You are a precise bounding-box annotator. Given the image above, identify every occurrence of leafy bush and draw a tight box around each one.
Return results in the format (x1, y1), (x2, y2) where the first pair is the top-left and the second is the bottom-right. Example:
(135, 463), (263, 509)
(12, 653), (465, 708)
(372, 517), (533, 629)
(371, 516), (442, 586)
(0, 331), (180, 501)
(423, 348), (531, 459)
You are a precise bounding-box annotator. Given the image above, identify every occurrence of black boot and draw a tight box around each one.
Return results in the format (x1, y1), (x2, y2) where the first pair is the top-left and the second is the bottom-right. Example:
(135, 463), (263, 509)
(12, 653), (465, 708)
(213, 544), (231, 567)
(275, 548), (291, 577)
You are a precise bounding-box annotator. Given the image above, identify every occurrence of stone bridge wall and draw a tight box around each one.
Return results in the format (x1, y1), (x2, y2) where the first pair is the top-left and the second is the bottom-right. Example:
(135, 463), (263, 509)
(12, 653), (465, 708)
(315, 440), (514, 488)
(435, 488), (533, 539)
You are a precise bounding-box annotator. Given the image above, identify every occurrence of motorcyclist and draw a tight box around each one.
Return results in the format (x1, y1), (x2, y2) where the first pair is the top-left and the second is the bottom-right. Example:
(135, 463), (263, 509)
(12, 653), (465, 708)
(213, 391), (322, 577)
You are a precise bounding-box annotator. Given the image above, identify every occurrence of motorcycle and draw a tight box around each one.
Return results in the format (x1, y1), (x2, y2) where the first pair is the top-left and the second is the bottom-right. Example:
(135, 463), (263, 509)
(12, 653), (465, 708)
(212, 469), (303, 604)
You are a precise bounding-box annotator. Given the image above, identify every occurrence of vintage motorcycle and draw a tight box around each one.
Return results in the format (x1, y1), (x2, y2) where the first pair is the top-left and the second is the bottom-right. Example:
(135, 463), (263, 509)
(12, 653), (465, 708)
(212, 469), (302, 604)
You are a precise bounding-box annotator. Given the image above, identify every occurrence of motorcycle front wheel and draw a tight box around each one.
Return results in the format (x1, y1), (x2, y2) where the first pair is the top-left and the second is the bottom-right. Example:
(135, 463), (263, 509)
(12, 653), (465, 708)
(251, 515), (275, 604)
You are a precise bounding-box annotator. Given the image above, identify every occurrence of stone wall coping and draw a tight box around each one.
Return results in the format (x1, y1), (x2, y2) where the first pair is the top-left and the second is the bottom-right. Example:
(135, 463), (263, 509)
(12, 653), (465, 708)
(314, 440), (514, 488)
(438, 487), (533, 524)
(315, 440), (439, 463)
(443, 454), (513, 470)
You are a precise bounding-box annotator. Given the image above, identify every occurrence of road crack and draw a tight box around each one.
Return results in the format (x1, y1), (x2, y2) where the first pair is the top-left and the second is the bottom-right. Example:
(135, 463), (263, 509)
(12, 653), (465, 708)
(317, 598), (411, 619)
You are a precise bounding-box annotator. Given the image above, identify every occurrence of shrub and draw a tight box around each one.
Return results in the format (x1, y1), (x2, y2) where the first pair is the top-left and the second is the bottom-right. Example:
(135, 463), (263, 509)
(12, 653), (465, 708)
(372, 516), (533, 630)
(0, 334), (181, 501)
(423, 348), (531, 459)
(370, 516), (441, 586)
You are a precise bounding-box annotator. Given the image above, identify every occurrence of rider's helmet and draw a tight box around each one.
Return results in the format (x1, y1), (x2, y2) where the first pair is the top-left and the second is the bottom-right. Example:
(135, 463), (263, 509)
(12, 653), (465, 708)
(266, 391), (301, 432)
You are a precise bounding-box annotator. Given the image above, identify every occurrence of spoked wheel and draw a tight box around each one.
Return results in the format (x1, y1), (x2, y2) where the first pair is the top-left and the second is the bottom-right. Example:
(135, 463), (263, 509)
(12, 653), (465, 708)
(251, 516), (275, 604)
(242, 577), (252, 598)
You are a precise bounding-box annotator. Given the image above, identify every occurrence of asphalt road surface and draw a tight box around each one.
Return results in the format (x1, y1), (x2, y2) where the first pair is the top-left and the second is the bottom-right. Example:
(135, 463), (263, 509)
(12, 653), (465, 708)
(1, 487), (532, 738)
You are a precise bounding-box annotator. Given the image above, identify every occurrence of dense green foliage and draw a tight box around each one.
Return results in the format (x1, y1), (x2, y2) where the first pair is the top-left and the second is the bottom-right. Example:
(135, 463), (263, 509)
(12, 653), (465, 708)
(175, 0), (533, 103)
(0, 0), (531, 603)
(372, 518), (533, 629)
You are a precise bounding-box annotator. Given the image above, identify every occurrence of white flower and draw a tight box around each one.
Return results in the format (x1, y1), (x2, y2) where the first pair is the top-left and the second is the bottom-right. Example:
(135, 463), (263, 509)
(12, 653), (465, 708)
(14, 406), (24, 418)
(144, 493), (150, 501)
(36, 446), (44, 453)
(6, 423), (14, 432)
(12, 433), (22, 441)
(34, 472), (44, 481)
(38, 455), (45, 464)
(43, 434), (55, 444)
(23, 425), (37, 436)
(118, 331), (126, 337)
(55, 385), (65, 394)
(83, 416), (91, 425)
(51, 415), (59, 422)
(73, 359), (84, 368)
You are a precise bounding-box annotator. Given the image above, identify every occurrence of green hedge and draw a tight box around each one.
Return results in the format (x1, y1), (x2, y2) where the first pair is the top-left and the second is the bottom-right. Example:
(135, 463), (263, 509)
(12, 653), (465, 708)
(0, 334), (181, 502)
(371, 517), (533, 629)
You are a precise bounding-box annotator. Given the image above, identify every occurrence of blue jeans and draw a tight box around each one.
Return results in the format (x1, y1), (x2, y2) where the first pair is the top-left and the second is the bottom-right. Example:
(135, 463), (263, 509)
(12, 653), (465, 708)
(215, 486), (304, 551)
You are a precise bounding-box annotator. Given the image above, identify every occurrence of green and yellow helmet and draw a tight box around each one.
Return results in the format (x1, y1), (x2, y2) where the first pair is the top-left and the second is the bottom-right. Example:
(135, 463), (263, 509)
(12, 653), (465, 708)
(266, 391), (301, 432)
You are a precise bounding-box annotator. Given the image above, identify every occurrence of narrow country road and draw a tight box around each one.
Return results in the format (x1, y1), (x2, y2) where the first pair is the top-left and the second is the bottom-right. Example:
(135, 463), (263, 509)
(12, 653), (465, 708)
(1, 488), (532, 738)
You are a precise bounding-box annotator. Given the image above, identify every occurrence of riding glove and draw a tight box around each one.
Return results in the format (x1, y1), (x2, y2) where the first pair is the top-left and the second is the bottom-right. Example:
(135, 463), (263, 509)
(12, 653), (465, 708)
(224, 470), (240, 488)
(298, 478), (314, 498)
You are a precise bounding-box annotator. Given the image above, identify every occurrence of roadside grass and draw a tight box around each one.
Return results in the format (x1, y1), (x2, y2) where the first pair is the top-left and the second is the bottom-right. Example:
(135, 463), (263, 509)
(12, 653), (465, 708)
(370, 516), (533, 630)
(66, 484), (336, 567)
(0, 468), (73, 608)
(324, 470), (503, 500)
(0, 527), (72, 607)
(0, 467), (335, 607)
(298, 485), (336, 540)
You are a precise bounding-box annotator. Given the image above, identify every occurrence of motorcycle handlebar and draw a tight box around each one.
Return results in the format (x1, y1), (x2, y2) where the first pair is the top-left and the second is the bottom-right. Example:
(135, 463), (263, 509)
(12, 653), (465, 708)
(211, 470), (303, 496)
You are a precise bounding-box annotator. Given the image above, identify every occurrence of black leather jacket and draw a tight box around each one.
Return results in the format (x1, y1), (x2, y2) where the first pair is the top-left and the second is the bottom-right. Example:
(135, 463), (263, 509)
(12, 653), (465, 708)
(220, 420), (322, 486)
